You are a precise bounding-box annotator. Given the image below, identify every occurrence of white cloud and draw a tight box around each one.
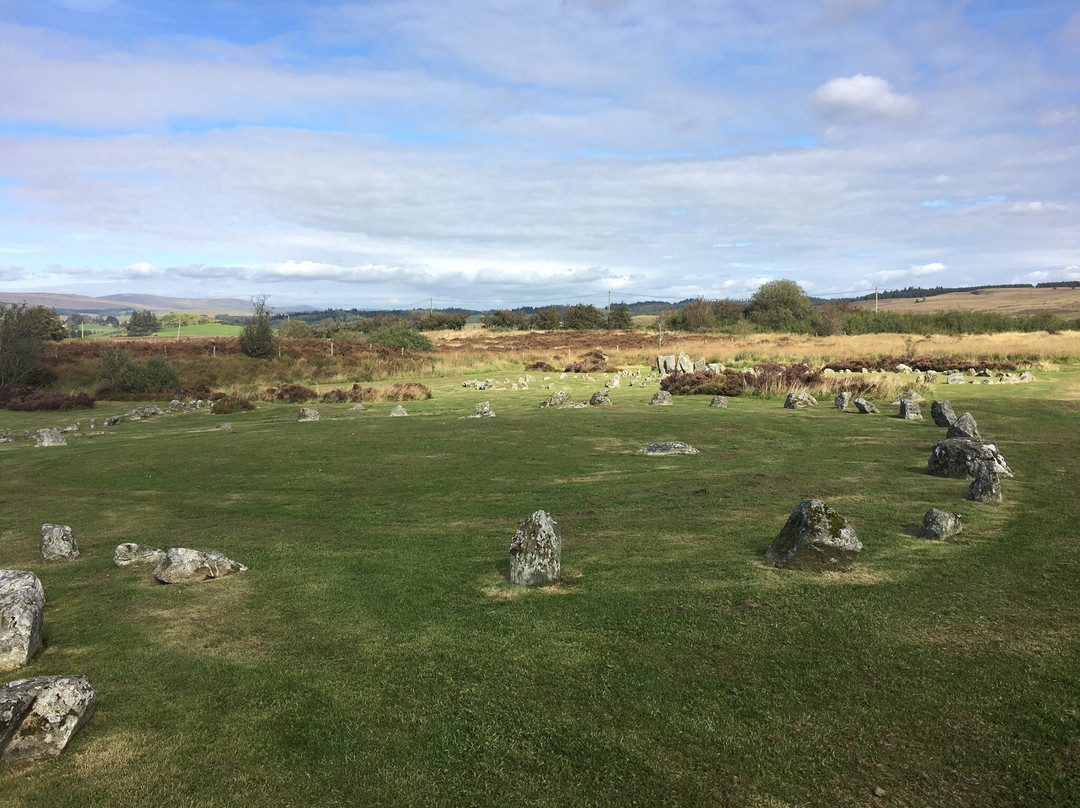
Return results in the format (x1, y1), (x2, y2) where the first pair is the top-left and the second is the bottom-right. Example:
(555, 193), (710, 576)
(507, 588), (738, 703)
(0, 265), (25, 281)
(812, 74), (917, 120)
(911, 262), (947, 276)
(1009, 201), (1068, 214)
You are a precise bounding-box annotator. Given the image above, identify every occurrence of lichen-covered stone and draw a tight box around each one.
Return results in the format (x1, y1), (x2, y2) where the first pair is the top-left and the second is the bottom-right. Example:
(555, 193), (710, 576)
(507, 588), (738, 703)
(113, 543), (166, 567)
(0, 675), (95, 760)
(967, 461), (1002, 504)
(766, 500), (862, 572)
(650, 390), (673, 406)
(604, 376), (620, 388)
(834, 392), (851, 410)
(0, 571), (44, 670)
(41, 524), (80, 561)
(297, 407), (320, 422)
(947, 412), (980, 439)
(853, 397), (878, 414)
(465, 401), (495, 418)
(0, 429), (12, 444)
(589, 389), (612, 406)
(636, 441), (699, 456)
(710, 396), (728, 408)
(154, 548), (247, 584)
(928, 438), (1012, 479)
(540, 391), (571, 408)
(675, 352), (694, 374)
(1019, 371), (1036, 382)
(899, 400), (923, 420)
(784, 392), (818, 409)
(921, 509), (962, 540)
(946, 373), (966, 384)
(930, 400), (956, 427)
(34, 428), (66, 447)
(656, 355), (676, 374)
(509, 510), (561, 586)
(389, 405), (408, 417)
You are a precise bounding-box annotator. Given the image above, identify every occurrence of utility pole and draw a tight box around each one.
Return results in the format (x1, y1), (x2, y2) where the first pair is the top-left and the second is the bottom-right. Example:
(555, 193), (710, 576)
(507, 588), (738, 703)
(607, 290), (611, 317)
(875, 286), (879, 314)
(430, 297), (434, 315)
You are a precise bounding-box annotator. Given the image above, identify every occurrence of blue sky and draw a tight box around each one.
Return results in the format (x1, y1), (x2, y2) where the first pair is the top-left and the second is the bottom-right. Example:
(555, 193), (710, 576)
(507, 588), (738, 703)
(0, 0), (1077, 309)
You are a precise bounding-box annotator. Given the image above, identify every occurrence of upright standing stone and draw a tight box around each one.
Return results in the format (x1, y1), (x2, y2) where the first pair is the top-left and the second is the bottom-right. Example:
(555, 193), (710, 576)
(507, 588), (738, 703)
(41, 525), (80, 561)
(766, 500), (862, 572)
(947, 412), (980, 439)
(0, 675), (96, 760)
(967, 461), (1002, 504)
(509, 510), (561, 586)
(834, 392), (852, 410)
(930, 401), (956, 427)
(0, 571), (44, 669)
(675, 353), (694, 374)
(921, 509), (962, 540)
(899, 400), (923, 420)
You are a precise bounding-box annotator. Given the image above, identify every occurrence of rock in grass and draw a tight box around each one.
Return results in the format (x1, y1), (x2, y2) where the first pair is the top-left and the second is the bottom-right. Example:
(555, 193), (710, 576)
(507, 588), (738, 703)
(928, 438), (1012, 479)
(946, 373), (966, 384)
(766, 499), (862, 572)
(605, 376), (620, 389)
(930, 401), (956, 427)
(656, 355), (676, 374)
(154, 548), (247, 584)
(675, 352), (694, 374)
(0, 571), (44, 670)
(465, 401), (495, 418)
(113, 543), (166, 567)
(834, 392), (851, 411)
(297, 407), (320, 422)
(34, 428), (66, 447)
(509, 510), (561, 587)
(540, 391), (571, 408)
(921, 509), (962, 540)
(0, 429), (12, 444)
(636, 441), (699, 456)
(947, 412), (980, 439)
(784, 392), (818, 409)
(899, 400), (923, 420)
(41, 525), (80, 561)
(853, 398), (878, 414)
(650, 390), (673, 406)
(389, 405), (409, 417)
(710, 396), (728, 408)
(967, 461), (1002, 504)
(589, 389), (612, 406)
(0, 675), (95, 760)
(1019, 371), (1036, 382)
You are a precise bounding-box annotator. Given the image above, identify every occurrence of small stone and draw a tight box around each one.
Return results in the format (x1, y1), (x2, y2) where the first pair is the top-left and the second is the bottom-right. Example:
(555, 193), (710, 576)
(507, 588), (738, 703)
(389, 405), (408, 417)
(509, 510), (561, 587)
(921, 508), (962, 540)
(350, 403), (366, 410)
(605, 376), (620, 388)
(834, 392), (852, 411)
(589, 389), (612, 406)
(872, 786), (886, 797)
(853, 398), (878, 414)
(967, 461), (1002, 504)
(946, 373), (966, 384)
(41, 525), (80, 561)
(710, 396), (728, 408)
(636, 441), (699, 456)
(297, 407), (320, 422)
(0, 429), (12, 444)
(1019, 371), (1036, 382)
(650, 390), (673, 406)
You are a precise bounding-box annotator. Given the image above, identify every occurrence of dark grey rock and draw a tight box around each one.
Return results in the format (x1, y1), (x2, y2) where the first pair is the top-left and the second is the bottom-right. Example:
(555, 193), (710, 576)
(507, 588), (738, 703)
(930, 400), (956, 427)
(784, 392), (818, 409)
(650, 390), (673, 406)
(0, 571), (44, 670)
(636, 441), (699, 456)
(967, 461), (1002, 504)
(853, 398), (878, 414)
(540, 391), (571, 408)
(834, 392), (852, 411)
(899, 400), (923, 420)
(928, 438), (1012, 479)
(589, 390), (612, 406)
(947, 412), (980, 439)
(0, 675), (95, 760)
(1019, 371), (1036, 382)
(710, 396), (728, 408)
(509, 510), (561, 586)
(766, 499), (862, 572)
(675, 352), (694, 374)
(41, 525), (80, 561)
(921, 508), (962, 540)
(656, 355), (676, 374)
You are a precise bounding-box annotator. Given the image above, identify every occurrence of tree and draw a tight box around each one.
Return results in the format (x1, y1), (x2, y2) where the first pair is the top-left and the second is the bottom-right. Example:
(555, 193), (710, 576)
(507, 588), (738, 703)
(279, 319), (315, 339)
(0, 304), (64, 384)
(529, 306), (561, 330)
(562, 304), (605, 330)
(681, 299), (716, 331)
(747, 280), (818, 334)
(606, 303), (633, 330)
(365, 320), (433, 351)
(239, 296), (278, 359)
(126, 310), (160, 336)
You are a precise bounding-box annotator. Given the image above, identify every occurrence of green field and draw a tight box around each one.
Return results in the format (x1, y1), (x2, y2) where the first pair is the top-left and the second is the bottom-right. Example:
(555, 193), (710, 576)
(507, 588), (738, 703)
(1, 370), (1078, 806)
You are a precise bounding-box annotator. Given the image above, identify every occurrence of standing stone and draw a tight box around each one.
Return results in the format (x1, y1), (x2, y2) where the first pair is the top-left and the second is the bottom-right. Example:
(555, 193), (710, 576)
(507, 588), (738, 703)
(297, 407), (320, 422)
(0, 571), (44, 669)
(589, 390), (612, 406)
(853, 398), (878, 414)
(675, 353), (694, 374)
(466, 402), (494, 418)
(899, 400), (923, 420)
(947, 412), (980, 439)
(784, 392), (818, 409)
(765, 500), (862, 572)
(539, 391), (571, 408)
(113, 543), (166, 567)
(834, 392), (852, 411)
(967, 461), (1002, 504)
(41, 525), (80, 561)
(0, 429), (12, 444)
(693, 359), (706, 372)
(389, 405), (409, 417)
(509, 510), (561, 586)
(153, 548), (247, 584)
(710, 396), (728, 408)
(650, 390), (673, 406)
(34, 429), (66, 447)
(930, 401), (956, 427)
(921, 509), (962, 540)
(605, 376), (620, 388)
(928, 438), (1012, 478)
(656, 355), (676, 374)
(0, 675), (95, 760)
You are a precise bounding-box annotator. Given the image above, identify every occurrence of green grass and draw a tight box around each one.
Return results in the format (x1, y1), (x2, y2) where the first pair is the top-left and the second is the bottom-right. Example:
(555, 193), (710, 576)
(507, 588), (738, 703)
(166, 323), (243, 337)
(1, 369), (1078, 806)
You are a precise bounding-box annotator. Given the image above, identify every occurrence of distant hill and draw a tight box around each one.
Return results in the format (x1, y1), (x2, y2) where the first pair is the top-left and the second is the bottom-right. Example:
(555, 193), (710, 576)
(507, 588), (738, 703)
(851, 286), (1080, 317)
(0, 292), (318, 316)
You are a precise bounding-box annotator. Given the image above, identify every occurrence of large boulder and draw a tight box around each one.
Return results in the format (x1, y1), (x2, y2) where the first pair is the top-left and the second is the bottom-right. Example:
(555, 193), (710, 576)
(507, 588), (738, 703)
(636, 441), (699, 456)
(589, 389), (612, 406)
(154, 548), (247, 584)
(539, 391), (571, 408)
(898, 400), (923, 420)
(967, 461), (1002, 504)
(0, 571), (44, 670)
(41, 524), (80, 561)
(834, 392), (852, 411)
(947, 412), (980, 439)
(766, 500), (862, 572)
(930, 400), (956, 427)
(650, 391), (673, 406)
(675, 352), (694, 374)
(656, 355), (676, 374)
(509, 510), (561, 587)
(0, 675), (95, 760)
(297, 407), (320, 422)
(921, 509), (962, 540)
(928, 438), (1012, 479)
(113, 543), (166, 567)
(34, 429), (66, 447)
(853, 398), (878, 414)
(784, 392), (818, 409)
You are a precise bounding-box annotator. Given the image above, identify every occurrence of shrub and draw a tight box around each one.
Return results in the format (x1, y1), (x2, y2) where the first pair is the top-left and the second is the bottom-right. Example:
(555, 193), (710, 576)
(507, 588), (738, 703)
(102, 354), (180, 396)
(378, 382), (432, 401)
(365, 321), (434, 351)
(266, 384), (318, 403)
(564, 350), (610, 373)
(239, 296), (278, 359)
(279, 320), (315, 339)
(212, 395), (256, 414)
(525, 361), (557, 372)
(320, 384), (376, 403)
(0, 385), (94, 411)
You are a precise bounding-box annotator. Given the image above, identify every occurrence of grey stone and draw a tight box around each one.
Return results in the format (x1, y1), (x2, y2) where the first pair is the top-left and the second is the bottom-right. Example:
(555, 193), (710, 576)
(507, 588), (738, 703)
(154, 548), (247, 584)
(589, 389), (612, 406)
(604, 375), (620, 388)
(104, 415), (123, 427)
(895, 363), (913, 373)
(636, 441), (699, 455)
(928, 438), (1013, 479)
(710, 396), (728, 408)
(853, 398), (878, 414)
(34, 428), (66, 447)
(947, 412), (980, 439)
(0, 571), (44, 669)
(113, 543), (166, 567)
(88, 419), (96, 430)
(0, 429), (12, 444)
(509, 510), (561, 587)
(539, 391), (571, 408)
(921, 508), (962, 540)
(216, 422), (232, 429)
(784, 392), (818, 409)
(41, 525), (80, 561)
(1019, 371), (1036, 382)
(930, 401), (956, 427)
(656, 355), (676, 373)
(998, 373), (1021, 384)
(899, 400), (923, 420)
(766, 499), (862, 572)
(389, 405), (408, 417)
(0, 675), (95, 760)
(168, 400), (187, 412)
(350, 403), (366, 411)
(693, 359), (706, 372)
(297, 407), (320, 422)
(924, 370), (938, 382)
(675, 352), (694, 374)
(946, 373), (966, 384)
(967, 461), (1002, 504)
(834, 392), (852, 411)
(650, 390), (673, 406)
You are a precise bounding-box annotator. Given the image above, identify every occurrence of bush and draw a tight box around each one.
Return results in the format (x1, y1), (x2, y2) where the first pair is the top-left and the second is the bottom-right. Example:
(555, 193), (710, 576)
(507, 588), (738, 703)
(563, 304), (606, 330)
(564, 350), (610, 373)
(212, 395), (256, 414)
(0, 384), (94, 411)
(239, 296), (278, 359)
(378, 382), (432, 401)
(365, 321), (434, 351)
(279, 320), (315, 339)
(524, 361), (557, 372)
(321, 384), (376, 403)
(100, 351), (180, 396)
(266, 384), (318, 403)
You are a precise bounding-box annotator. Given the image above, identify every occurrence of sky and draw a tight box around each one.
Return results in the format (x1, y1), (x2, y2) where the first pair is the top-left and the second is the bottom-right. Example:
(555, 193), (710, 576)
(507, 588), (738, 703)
(0, 0), (1078, 310)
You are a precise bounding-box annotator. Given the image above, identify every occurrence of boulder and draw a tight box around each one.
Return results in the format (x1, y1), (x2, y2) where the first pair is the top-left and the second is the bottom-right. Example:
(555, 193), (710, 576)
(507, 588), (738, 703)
(998, 372), (1021, 384)
(710, 396), (728, 408)
(168, 400), (187, 412)
(928, 438), (1013, 479)
(466, 402), (495, 418)
(113, 543), (166, 567)
(924, 370), (938, 383)
(539, 391), (571, 408)
(947, 412), (980, 439)
(1019, 371), (1036, 382)
(921, 508), (962, 540)
(589, 390), (612, 406)
(509, 510), (561, 587)
(898, 400), (923, 420)
(765, 500), (862, 572)
(0, 675), (95, 760)
(656, 355), (676, 374)
(930, 400), (956, 427)
(834, 392), (852, 411)
(41, 524), (80, 561)
(103, 415), (123, 427)
(0, 571), (44, 670)
(784, 392), (818, 409)
(946, 373), (966, 384)
(967, 461), (1002, 504)
(636, 441), (699, 456)
(890, 389), (925, 404)
(650, 391), (673, 406)
(675, 353), (694, 374)
(389, 405), (409, 417)
(34, 428), (66, 447)
(125, 405), (164, 421)
(297, 407), (320, 422)
(0, 429), (12, 444)
(153, 548), (247, 584)
(853, 398), (878, 414)
(605, 376), (620, 388)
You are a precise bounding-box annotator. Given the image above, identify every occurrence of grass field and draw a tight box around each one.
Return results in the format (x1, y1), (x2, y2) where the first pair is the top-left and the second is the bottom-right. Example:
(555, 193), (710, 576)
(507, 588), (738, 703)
(852, 287), (1080, 317)
(1, 366), (1079, 806)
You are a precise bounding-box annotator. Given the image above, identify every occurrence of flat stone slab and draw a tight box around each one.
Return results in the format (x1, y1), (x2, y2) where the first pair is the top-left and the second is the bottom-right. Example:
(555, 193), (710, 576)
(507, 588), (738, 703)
(114, 543), (166, 567)
(636, 441), (699, 456)
(154, 548), (247, 584)
(0, 675), (95, 760)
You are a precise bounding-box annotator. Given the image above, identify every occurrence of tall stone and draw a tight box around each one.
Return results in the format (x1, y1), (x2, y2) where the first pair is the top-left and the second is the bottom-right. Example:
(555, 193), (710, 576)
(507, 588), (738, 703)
(947, 412), (980, 439)
(967, 461), (1002, 504)
(0, 571), (44, 669)
(899, 400), (923, 420)
(0, 675), (95, 760)
(509, 510), (561, 586)
(710, 396), (728, 408)
(928, 438), (1012, 479)
(930, 401), (956, 427)
(766, 500), (862, 572)
(675, 352), (694, 374)
(834, 392), (852, 410)
(41, 525), (80, 561)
